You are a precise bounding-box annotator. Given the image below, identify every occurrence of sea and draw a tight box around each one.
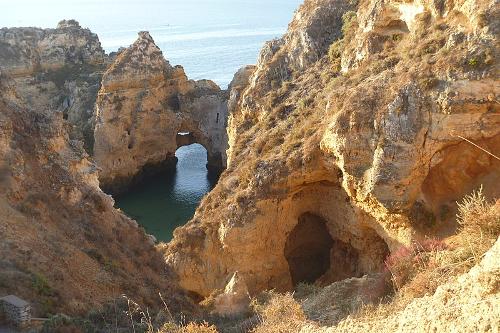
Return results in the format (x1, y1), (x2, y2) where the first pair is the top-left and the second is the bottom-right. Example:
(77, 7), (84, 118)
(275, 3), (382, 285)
(2, 0), (302, 88)
(1, 0), (303, 241)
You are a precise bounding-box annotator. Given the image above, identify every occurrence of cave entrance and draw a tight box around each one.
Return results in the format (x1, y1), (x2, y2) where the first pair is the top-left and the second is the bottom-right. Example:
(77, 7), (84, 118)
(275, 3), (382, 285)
(285, 213), (334, 285)
(285, 212), (364, 286)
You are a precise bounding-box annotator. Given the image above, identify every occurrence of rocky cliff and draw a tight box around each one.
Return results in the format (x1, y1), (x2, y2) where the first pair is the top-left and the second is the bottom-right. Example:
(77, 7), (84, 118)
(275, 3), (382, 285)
(94, 32), (228, 194)
(166, 0), (499, 303)
(0, 20), (108, 152)
(0, 1), (498, 330)
(0, 69), (191, 317)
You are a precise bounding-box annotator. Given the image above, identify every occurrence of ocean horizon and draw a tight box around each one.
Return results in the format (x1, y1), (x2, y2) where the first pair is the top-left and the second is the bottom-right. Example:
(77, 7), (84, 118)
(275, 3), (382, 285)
(1, 0), (303, 87)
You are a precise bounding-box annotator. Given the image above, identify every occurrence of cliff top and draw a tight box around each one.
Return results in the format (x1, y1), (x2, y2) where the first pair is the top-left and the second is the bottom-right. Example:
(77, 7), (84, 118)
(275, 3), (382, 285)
(56, 19), (82, 29)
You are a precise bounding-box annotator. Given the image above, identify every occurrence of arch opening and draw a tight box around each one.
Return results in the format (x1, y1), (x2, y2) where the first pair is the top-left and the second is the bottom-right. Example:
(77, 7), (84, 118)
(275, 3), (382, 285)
(176, 131), (197, 149)
(114, 143), (218, 242)
(175, 127), (224, 176)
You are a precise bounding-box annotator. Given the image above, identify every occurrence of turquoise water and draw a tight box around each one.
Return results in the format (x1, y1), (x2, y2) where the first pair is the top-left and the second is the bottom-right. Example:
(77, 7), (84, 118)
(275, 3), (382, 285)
(2, 0), (302, 87)
(115, 144), (218, 241)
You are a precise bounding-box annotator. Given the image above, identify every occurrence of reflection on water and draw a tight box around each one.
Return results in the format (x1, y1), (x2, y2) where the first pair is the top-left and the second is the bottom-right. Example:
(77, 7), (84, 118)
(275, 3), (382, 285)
(115, 144), (218, 242)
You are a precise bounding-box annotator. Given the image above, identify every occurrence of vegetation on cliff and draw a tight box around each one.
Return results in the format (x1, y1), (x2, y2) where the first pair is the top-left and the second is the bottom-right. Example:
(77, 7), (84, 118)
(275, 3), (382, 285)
(0, 0), (498, 331)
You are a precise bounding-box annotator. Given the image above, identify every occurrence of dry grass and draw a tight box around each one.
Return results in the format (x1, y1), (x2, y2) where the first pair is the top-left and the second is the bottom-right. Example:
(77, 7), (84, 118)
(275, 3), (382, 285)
(251, 293), (306, 333)
(352, 188), (499, 321)
(159, 322), (218, 333)
(122, 294), (220, 333)
(384, 187), (499, 299)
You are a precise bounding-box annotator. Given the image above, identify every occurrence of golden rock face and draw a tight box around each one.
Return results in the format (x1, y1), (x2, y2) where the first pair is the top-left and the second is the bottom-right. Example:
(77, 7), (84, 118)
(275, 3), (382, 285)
(93, 32), (229, 194)
(0, 21), (108, 151)
(0, 72), (191, 316)
(165, 0), (500, 302)
(0, 0), (498, 324)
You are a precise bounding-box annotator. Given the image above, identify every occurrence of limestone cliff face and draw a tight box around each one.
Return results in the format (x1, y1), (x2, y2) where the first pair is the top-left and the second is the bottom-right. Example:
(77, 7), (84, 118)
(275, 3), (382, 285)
(94, 32), (228, 194)
(227, 65), (256, 165)
(0, 20), (108, 151)
(166, 0), (499, 300)
(242, 0), (357, 116)
(0, 70), (191, 316)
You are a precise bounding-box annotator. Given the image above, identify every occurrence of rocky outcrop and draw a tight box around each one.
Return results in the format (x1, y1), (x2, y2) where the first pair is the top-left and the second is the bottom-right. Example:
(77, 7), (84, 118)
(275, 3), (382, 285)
(213, 272), (251, 317)
(241, 0), (357, 114)
(94, 32), (228, 194)
(0, 70), (192, 316)
(0, 20), (108, 152)
(166, 0), (499, 301)
(227, 65), (256, 165)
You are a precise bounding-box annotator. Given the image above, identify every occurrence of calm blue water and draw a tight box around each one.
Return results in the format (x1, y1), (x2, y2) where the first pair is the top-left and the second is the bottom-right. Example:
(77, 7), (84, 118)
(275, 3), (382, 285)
(1, 0), (302, 87)
(2, 0), (302, 240)
(115, 144), (218, 241)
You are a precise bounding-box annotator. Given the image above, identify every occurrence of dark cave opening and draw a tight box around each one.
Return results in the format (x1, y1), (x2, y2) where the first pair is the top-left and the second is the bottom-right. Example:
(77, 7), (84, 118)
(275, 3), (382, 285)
(285, 212), (365, 287)
(285, 213), (334, 285)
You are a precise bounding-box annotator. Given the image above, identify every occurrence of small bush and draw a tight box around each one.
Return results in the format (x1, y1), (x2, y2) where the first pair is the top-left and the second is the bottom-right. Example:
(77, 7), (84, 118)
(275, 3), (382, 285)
(385, 187), (498, 298)
(341, 11), (358, 40)
(455, 186), (499, 260)
(392, 34), (402, 42)
(41, 313), (97, 333)
(328, 40), (344, 70)
(385, 239), (447, 290)
(468, 58), (479, 67)
(419, 76), (439, 90)
(270, 79), (281, 90)
(32, 273), (54, 296)
(457, 186), (491, 228)
(294, 283), (321, 300)
(297, 97), (314, 110)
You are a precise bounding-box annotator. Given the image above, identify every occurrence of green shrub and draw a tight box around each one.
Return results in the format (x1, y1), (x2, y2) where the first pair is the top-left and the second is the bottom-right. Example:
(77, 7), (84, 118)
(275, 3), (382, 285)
(341, 11), (358, 40)
(419, 76), (439, 90)
(327, 11), (357, 69)
(297, 97), (314, 110)
(328, 40), (344, 71)
(468, 58), (479, 67)
(32, 273), (53, 296)
(392, 34), (402, 42)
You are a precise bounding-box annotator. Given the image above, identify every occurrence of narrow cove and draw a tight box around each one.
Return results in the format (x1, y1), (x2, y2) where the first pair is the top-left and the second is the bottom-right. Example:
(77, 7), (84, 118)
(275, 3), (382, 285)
(114, 143), (219, 242)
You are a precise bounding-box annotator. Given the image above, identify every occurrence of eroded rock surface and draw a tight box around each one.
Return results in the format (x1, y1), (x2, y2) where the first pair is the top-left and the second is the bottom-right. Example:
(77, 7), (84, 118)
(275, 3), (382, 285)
(0, 20), (108, 151)
(166, 0), (499, 302)
(0, 70), (192, 316)
(305, 237), (500, 332)
(94, 32), (228, 194)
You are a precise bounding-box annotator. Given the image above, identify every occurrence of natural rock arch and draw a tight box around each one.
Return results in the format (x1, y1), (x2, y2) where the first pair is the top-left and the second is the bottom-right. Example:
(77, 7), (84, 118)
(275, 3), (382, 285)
(175, 133), (221, 173)
(93, 32), (228, 194)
